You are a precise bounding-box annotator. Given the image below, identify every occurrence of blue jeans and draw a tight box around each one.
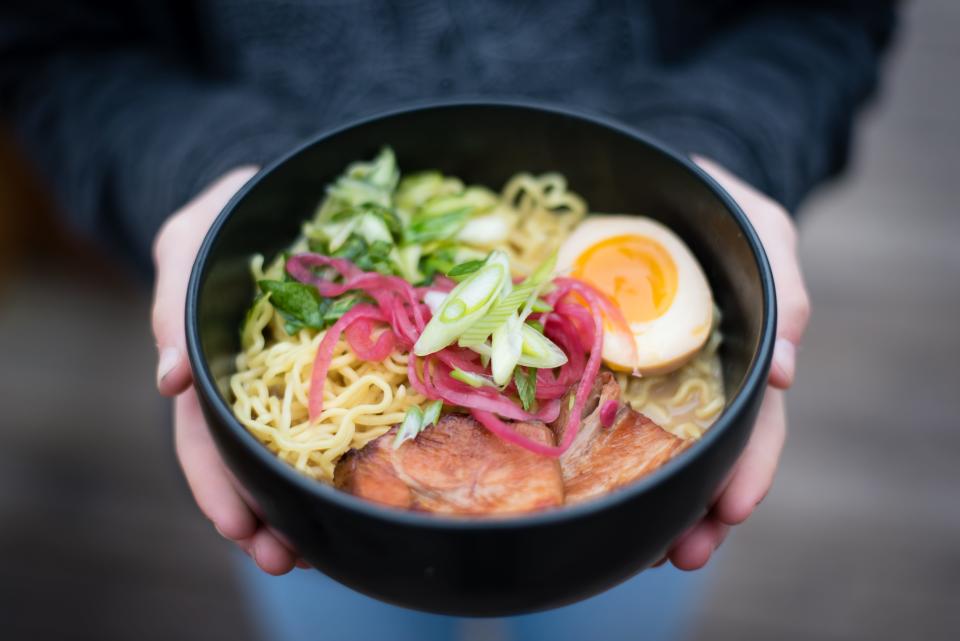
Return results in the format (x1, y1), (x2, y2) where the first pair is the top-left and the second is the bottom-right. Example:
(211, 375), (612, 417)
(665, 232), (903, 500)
(236, 554), (708, 641)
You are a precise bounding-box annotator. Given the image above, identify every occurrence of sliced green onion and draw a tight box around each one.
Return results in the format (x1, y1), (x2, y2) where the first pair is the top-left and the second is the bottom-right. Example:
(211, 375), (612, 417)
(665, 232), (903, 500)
(457, 283), (534, 347)
(423, 290), (448, 314)
(394, 244), (423, 283)
(325, 219), (357, 252)
(405, 208), (473, 244)
(530, 298), (553, 313)
(457, 252), (557, 347)
(518, 324), (568, 368)
(491, 314), (523, 386)
(414, 252), (509, 355)
(419, 187), (496, 218)
(393, 405), (424, 449)
(329, 177), (392, 208)
(467, 329), (567, 370)
(356, 212), (393, 245)
(441, 299), (467, 321)
(364, 148), (400, 190)
(421, 400), (443, 429)
(451, 369), (498, 388)
(396, 172), (450, 212)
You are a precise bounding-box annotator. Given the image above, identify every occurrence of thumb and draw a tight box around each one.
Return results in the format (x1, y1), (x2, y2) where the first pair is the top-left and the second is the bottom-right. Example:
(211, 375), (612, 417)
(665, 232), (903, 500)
(152, 167), (259, 396)
(693, 156), (810, 390)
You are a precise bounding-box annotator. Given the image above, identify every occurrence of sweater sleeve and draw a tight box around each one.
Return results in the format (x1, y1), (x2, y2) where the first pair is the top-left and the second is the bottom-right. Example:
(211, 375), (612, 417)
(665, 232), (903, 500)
(629, 1), (897, 211)
(0, 4), (304, 272)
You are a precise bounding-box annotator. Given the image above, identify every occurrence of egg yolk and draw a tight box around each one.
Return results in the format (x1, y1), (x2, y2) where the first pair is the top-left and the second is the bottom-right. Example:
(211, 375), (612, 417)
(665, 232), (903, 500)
(572, 234), (678, 323)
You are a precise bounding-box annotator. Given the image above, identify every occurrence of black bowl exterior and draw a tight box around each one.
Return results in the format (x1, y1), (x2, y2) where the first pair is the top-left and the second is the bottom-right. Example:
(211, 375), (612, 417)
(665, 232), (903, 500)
(187, 102), (775, 616)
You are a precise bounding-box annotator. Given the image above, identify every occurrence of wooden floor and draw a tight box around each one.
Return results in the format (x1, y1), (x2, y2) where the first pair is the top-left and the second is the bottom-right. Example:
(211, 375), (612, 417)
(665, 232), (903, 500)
(1, 2), (957, 640)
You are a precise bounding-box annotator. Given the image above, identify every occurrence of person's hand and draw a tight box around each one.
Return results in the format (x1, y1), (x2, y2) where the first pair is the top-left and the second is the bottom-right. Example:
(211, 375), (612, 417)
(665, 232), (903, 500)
(152, 167), (305, 575)
(659, 157), (811, 570)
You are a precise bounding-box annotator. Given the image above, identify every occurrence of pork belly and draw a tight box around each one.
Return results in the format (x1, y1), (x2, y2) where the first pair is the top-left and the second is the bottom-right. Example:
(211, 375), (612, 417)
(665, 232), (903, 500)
(553, 372), (691, 504)
(334, 414), (564, 515)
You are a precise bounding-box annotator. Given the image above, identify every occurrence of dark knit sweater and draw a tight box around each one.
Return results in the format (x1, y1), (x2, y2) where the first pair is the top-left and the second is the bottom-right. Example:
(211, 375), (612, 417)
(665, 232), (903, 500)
(1, 0), (895, 270)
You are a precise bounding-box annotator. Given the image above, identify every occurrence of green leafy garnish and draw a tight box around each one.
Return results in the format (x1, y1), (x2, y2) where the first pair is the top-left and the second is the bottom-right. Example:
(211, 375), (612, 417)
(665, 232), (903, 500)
(330, 235), (394, 275)
(322, 294), (365, 323)
(258, 280), (326, 333)
(514, 367), (538, 412)
(446, 259), (486, 281)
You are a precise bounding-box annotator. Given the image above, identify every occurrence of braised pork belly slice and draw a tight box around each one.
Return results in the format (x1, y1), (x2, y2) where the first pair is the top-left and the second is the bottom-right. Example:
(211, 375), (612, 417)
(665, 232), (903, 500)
(553, 372), (692, 504)
(334, 414), (564, 515)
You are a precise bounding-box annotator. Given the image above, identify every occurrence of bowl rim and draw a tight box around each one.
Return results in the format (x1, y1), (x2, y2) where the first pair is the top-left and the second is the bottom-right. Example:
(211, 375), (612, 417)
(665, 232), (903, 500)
(186, 99), (777, 531)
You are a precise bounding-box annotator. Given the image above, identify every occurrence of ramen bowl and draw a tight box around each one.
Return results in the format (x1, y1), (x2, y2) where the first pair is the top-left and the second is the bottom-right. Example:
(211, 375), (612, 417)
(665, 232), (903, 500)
(186, 102), (776, 616)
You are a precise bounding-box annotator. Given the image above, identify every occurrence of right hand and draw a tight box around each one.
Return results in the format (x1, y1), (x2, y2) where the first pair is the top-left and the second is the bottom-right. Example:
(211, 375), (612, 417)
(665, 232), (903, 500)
(152, 167), (304, 575)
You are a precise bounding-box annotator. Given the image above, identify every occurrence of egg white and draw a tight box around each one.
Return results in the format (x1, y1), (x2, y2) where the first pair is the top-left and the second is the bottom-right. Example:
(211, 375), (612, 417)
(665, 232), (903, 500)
(557, 215), (714, 375)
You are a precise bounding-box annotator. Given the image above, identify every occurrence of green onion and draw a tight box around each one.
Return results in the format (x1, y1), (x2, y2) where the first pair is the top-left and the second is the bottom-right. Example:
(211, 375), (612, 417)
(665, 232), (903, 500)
(405, 207), (473, 244)
(396, 172), (443, 211)
(418, 188), (496, 219)
(457, 283), (535, 347)
(450, 369), (498, 388)
(456, 252), (557, 347)
(356, 212), (393, 245)
(518, 324), (568, 368)
(490, 313), (523, 386)
(413, 251), (509, 355)
(394, 244), (423, 283)
(328, 177), (392, 208)
(393, 405), (425, 449)
(466, 328), (567, 370)
(328, 147), (399, 209)
(530, 298), (553, 313)
(421, 400), (443, 429)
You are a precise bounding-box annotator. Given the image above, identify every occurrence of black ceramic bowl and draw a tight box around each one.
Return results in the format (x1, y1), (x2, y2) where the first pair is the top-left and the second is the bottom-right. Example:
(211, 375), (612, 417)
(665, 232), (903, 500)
(186, 102), (776, 617)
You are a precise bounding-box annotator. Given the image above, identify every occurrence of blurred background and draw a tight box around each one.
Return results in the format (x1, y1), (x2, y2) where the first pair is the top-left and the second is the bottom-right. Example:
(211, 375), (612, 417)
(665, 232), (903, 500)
(1, 1), (957, 640)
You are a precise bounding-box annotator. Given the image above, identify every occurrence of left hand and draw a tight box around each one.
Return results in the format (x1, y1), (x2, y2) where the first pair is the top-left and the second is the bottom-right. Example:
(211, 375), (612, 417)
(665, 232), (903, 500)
(661, 157), (811, 570)
(152, 167), (305, 575)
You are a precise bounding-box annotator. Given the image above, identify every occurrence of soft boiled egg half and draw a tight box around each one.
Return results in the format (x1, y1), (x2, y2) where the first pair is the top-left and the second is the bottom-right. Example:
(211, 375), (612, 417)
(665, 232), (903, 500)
(557, 215), (714, 375)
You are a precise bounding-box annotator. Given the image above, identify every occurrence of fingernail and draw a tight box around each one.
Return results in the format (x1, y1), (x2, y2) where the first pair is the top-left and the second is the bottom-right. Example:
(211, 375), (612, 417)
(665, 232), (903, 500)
(157, 346), (180, 385)
(773, 339), (796, 384)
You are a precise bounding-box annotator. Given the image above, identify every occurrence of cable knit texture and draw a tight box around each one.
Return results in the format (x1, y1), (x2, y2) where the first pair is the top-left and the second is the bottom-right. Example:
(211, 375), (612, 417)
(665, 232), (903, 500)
(1, 0), (895, 270)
